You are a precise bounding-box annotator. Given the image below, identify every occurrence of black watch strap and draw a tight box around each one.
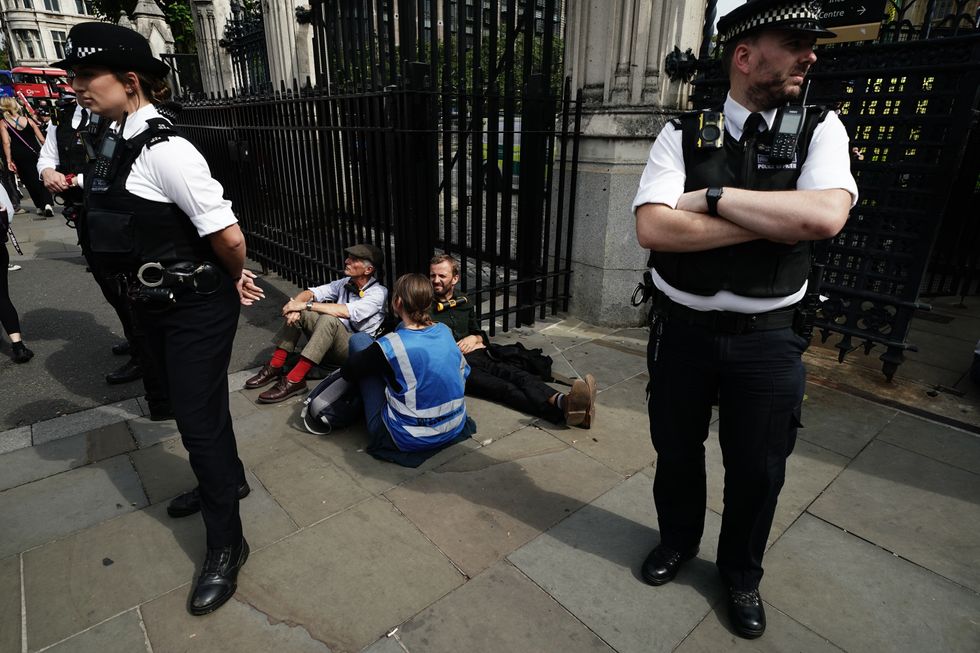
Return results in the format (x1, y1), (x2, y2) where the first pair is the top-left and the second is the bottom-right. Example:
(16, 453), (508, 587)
(706, 187), (723, 216)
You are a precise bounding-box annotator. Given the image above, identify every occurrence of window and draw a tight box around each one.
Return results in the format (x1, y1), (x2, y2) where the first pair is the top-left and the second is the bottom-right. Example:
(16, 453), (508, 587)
(51, 30), (68, 59)
(22, 0), (34, 8)
(74, 0), (93, 14)
(42, 0), (61, 11)
(13, 29), (43, 60)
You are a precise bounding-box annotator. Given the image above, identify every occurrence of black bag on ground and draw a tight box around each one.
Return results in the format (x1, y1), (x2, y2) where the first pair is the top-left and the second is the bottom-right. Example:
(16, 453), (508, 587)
(301, 369), (363, 435)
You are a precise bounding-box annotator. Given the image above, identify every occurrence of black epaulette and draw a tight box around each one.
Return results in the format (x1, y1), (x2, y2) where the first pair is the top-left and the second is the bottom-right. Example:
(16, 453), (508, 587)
(143, 117), (180, 148)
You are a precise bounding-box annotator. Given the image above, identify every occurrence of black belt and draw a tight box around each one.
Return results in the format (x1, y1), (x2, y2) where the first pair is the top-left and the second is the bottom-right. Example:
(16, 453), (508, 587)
(657, 295), (797, 335)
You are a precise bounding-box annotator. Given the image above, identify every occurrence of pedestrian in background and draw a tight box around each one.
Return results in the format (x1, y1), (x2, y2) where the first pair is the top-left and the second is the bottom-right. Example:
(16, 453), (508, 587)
(0, 184), (33, 363)
(0, 98), (53, 217)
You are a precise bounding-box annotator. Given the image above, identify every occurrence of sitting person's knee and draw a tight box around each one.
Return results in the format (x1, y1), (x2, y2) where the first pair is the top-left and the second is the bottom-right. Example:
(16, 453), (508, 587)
(349, 331), (374, 352)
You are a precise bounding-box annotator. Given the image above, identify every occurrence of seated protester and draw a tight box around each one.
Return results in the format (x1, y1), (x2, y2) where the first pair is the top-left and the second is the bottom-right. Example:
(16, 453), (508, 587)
(246, 244), (387, 403)
(429, 254), (597, 428)
(342, 273), (476, 467)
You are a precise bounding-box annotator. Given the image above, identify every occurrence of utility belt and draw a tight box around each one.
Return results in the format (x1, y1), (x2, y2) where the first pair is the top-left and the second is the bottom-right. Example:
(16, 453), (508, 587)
(654, 292), (797, 335)
(117, 261), (223, 311)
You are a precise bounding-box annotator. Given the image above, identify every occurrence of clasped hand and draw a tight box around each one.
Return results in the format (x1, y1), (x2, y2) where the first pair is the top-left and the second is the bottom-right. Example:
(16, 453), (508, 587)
(236, 269), (265, 306)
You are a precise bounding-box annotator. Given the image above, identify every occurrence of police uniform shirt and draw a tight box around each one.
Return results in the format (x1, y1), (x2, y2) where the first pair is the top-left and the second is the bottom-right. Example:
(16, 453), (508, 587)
(36, 102), (84, 180)
(631, 93), (858, 313)
(308, 277), (388, 335)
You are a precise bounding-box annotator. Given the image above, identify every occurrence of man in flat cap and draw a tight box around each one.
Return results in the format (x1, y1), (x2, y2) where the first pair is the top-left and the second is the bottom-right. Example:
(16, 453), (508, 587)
(245, 244), (388, 403)
(632, 0), (858, 639)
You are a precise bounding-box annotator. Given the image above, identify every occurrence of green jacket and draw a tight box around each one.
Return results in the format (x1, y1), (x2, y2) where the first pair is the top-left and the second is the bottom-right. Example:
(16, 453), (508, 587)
(429, 294), (489, 345)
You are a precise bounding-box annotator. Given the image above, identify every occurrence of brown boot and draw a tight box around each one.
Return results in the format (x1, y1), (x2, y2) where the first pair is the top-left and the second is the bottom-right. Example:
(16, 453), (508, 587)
(245, 364), (283, 389)
(564, 374), (597, 428)
(257, 377), (308, 404)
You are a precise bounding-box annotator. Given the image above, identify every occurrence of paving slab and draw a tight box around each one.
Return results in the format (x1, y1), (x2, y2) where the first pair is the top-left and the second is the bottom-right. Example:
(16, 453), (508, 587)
(704, 425), (849, 547)
(675, 603), (844, 653)
(561, 340), (647, 391)
(0, 555), (20, 653)
(0, 454), (147, 558)
(237, 498), (464, 653)
(599, 327), (649, 355)
(386, 427), (623, 577)
(368, 562), (614, 653)
(141, 586), (332, 653)
(876, 413), (980, 474)
(44, 609), (148, 653)
(251, 446), (373, 527)
(0, 425), (31, 454)
(0, 421), (136, 492)
(22, 503), (204, 650)
(809, 440), (980, 592)
(129, 437), (196, 504)
(31, 398), (143, 445)
(797, 383), (897, 458)
(465, 395), (540, 444)
(127, 416), (180, 448)
(542, 374), (652, 475)
(229, 390), (261, 420)
(764, 514), (980, 653)
(509, 472), (724, 653)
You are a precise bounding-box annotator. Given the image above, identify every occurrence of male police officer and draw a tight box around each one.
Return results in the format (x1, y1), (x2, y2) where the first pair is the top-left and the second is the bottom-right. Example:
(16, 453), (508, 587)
(632, 0), (857, 639)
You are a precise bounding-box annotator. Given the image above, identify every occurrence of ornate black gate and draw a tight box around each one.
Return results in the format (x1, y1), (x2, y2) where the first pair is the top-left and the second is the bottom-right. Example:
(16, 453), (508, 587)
(686, 0), (980, 379)
(219, 0), (271, 93)
(178, 0), (580, 333)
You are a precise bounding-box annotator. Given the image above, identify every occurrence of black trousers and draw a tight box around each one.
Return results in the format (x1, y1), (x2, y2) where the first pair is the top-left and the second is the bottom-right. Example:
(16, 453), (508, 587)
(465, 348), (563, 423)
(136, 277), (246, 549)
(647, 317), (806, 590)
(0, 244), (21, 335)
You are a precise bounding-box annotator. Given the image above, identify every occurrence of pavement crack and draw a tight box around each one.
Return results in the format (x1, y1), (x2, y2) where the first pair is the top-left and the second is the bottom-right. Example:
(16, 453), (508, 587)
(233, 594), (332, 649)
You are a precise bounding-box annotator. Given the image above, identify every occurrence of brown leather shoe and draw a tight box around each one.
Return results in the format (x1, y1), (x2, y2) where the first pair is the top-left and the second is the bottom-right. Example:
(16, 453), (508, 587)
(245, 364), (283, 389)
(257, 377), (308, 404)
(564, 373), (597, 428)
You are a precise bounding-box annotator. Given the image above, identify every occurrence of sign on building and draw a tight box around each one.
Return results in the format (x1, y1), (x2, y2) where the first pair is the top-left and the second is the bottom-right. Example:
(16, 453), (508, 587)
(818, 0), (889, 44)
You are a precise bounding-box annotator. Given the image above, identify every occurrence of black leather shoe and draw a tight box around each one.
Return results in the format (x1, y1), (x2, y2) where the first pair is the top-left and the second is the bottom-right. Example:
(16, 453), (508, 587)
(167, 482), (251, 518)
(111, 341), (131, 356)
(728, 588), (766, 639)
(105, 359), (142, 384)
(641, 544), (698, 586)
(189, 538), (249, 616)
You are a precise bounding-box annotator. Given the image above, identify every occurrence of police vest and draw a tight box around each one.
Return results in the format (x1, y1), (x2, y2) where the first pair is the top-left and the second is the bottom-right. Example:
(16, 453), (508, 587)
(647, 106), (829, 298)
(55, 103), (88, 175)
(82, 118), (215, 273)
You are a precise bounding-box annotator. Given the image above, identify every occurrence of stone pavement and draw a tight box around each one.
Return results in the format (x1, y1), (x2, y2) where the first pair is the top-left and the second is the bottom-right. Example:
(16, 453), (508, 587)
(2, 312), (979, 653)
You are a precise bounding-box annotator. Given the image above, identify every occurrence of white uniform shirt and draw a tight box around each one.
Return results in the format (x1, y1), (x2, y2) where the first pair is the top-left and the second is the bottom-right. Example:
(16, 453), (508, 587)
(632, 93), (859, 313)
(37, 103), (85, 181)
(308, 277), (388, 335)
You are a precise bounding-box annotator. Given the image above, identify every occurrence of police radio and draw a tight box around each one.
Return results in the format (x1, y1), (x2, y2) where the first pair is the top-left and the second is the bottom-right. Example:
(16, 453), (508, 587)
(696, 111), (724, 150)
(435, 296), (468, 312)
(769, 106), (805, 163)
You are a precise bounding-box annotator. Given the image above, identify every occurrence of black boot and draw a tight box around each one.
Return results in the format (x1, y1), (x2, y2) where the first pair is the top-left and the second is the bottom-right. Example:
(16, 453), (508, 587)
(111, 340), (132, 356)
(189, 538), (249, 616)
(11, 341), (33, 364)
(105, 358), (142, 384)
(728, 588), (766, 639)
(168, 482), (252, 518)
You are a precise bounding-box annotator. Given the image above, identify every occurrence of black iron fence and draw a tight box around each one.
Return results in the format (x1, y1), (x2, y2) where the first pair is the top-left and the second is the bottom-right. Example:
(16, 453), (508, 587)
(688, 0), (980, 379)
(219, 1), (271, 93)
(179, 0), (579, 333)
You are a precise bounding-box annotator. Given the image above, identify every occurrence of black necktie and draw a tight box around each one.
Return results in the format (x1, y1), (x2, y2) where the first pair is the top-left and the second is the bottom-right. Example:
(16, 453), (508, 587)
(741, 112), (767, 143)
(78, 108), (89, 130)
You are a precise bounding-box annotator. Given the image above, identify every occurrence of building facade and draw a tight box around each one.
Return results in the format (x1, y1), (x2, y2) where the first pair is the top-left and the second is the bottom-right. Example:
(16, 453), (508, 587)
(1, 0), (97, 68)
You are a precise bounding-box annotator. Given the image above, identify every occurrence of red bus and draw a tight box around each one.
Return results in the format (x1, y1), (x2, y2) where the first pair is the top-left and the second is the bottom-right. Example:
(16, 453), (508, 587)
(11, 67), (72, 107)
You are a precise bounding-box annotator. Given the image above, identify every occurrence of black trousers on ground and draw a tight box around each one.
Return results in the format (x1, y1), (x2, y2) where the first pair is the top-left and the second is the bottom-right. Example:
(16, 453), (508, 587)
(465, 348), (563, 423)
(647, 318), (806, 591)
(136, 277), (246, 549)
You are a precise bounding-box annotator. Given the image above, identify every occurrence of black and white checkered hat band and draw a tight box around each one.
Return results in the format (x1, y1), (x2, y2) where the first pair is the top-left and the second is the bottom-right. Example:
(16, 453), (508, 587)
(67, 45), (105, 58)
(720, 2), (823, 43)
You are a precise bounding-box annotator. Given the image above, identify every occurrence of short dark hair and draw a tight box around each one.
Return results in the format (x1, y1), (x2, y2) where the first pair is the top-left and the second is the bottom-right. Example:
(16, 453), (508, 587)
(430, 253), (460, 278)
(113, 70), (171, 105)
(721, 33), (759, 77)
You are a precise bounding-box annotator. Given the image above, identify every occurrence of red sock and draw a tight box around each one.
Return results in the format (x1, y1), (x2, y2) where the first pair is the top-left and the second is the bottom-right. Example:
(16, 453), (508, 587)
(270, 348), (288, 368)
(287, 357), (314, 383)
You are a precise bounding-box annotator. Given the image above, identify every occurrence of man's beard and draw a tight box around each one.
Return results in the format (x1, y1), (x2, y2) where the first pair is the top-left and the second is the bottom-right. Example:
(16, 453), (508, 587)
(747, 68), (807, 110)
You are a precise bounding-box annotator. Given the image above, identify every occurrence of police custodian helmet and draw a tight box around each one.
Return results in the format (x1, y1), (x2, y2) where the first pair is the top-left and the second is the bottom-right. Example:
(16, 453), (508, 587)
(717, 0), (837, 46)
(51, 22), (171, 77)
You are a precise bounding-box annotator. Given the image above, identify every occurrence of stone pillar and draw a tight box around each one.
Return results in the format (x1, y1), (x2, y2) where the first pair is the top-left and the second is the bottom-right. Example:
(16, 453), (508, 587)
(190, 0), (235, 96)
(564, 0), (705, 326)
(129, 0), (175, 60)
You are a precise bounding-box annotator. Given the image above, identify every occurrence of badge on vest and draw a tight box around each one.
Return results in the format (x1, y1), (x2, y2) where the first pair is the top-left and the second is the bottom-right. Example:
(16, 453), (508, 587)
(756, 150), (799, 170)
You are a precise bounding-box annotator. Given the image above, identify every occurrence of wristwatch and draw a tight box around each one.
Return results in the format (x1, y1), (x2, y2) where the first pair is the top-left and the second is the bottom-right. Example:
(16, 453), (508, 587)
(706, 187), (724, 216)
(305, 300), (314, 311)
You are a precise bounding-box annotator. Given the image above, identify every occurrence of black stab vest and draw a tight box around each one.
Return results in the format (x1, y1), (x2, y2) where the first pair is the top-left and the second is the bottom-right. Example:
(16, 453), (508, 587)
(83, 118), (216, 274)
(648, 106), (828, 298)
(55, 104), (88, 175)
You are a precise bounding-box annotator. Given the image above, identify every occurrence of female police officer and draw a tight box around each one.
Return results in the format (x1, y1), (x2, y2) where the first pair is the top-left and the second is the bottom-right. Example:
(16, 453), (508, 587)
(54, 22), (264, 615)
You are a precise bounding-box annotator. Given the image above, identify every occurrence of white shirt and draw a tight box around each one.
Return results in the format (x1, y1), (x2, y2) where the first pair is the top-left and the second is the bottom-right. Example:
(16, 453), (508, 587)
(632, 94), (859, 312)
(37, 103), (85, 180)
(309, 277), (388, 335)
